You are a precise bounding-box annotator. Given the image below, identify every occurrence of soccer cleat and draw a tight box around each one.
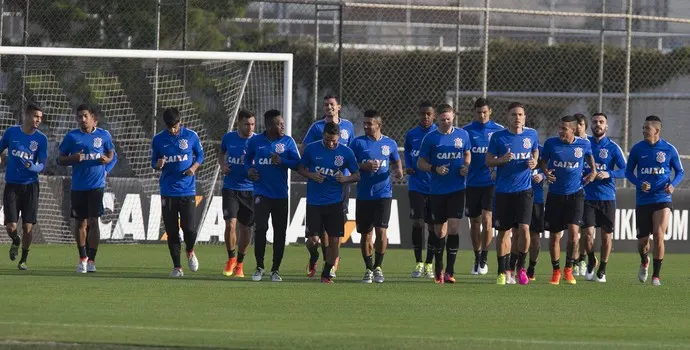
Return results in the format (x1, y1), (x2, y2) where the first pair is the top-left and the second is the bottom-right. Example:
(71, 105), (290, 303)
(252, 267), (265, 281)
(585, 257), (599, 281)
(549, 269), (562, 285)
(471, 262), (479, 275)
(330, 256), (340, 278)
(518, 268), (529, 285)
(170, 267), (184, 277)
(434, 271), (444, 284)
(478, 263), (488, 275)
(9, 243), (19, 261)
(306, 261), (317, 278)
(572, 264), (579, 276)
(187, 251), (199, 272)
(506, 270), (517, 285)
(362, 269), (373, 284)
(87, 260), (96, 273)
(17, 262), (28, 270)
(527, 266), (536, 281)
(320, 276), (334, 284)
(578, 259), (587, 277)
(270, 271), (282, 282)
(639, 257), (649, 283)
(652, 277), (661, 286)
(443, 273), (456, 284)
(223, 257), (237, 276)
(496, 273), (506, 285)
(596, 274), (607, 283)
(411, 262), (424, 278)
(424, 263), (434, 279)
(233, 263), (245, 278)
(564, 267), (577, 285)
(373, 267), (385, 283)
(76, 258), (88, 274)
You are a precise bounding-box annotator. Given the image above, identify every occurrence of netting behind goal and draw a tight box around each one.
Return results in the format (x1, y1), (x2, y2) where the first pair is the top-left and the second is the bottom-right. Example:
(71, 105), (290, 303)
(0, 50), (289, 244)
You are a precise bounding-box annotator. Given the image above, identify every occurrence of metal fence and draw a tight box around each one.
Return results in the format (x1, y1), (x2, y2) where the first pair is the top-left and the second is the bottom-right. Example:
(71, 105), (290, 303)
(2, 0), (690, 186)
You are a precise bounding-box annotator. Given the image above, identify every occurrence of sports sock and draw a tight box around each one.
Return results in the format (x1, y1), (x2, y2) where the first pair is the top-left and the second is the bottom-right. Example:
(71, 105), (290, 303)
(509, 253), (518, 271)
(587, 252), (596, 272)
(412, 226), (423, 263)
(19, 249), (29, 263)
(640, 252), (649, 265)
(87, 248), (97, 261)
(237, 252), (246, 264)
(228, 249), (236, 259)
(425, 233), (436, 264)
(445, 235), (459, 275)
(517, 252), (527, 270)
(551, 260), (560, 271)
(363, 254), (374, 270)
(374, 252), (385, 269)
(78, 245), (87, 260)
(480, 250), (488, 268)
(652, 259), (663, 278)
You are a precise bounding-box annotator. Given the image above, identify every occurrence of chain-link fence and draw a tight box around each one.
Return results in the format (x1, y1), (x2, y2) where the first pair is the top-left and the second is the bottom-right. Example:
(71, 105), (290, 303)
(1, 0), (690, 187)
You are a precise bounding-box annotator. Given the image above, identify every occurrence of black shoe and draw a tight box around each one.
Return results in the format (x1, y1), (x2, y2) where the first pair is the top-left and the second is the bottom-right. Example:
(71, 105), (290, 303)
(9, 243), (19, 261)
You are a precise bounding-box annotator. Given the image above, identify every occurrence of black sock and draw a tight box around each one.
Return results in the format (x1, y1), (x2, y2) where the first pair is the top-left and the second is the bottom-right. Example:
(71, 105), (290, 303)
(9, 231), (20, 246)
(425, 233), (436, 264)
(169, 243), (181, 268)
(322, 262), (333, 278)
(597, 261), (607, 277)
(509, 253), (518, 271)
(78, 245), (87, 260)
(578, 254), (585, 263)
(374, 252), (385, 269)
(529, 260), (537, 268)
(321, 244), (328, 263)
(412, 226), (423, 263)
(527, 260), (537, 276)
(254, 233), (266, 269)
(652, 258), (663, 278)
(552, 260), (560, 271)
(640, 252), (649, 265)
(445, 235), (459, 275)
(497, 255), (506, 274)
(473, 250), (480, 265)
(308, 244), (319, 264)
(565, 255), (573, 268)
(363, 254), (374, 270)
(587, 252), (596, 272)
(517, 252), (527, 270)
(434, 236), (445, 275)
(480, 250), (488, 268)
(19, 249), (29, 263)
(228, 249), (236, 259)
(87, 248), (97, 261)
(238, 252), (246, 263)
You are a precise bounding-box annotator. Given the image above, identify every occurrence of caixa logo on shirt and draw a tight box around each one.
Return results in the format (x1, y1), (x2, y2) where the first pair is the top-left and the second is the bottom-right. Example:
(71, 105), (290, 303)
(315, 166), (338, 176)
(83, 153), (103, 160)
(11, 149), (34, 160)
(436, 152), (463, 160)
(552, 160), (580, 169)
(471, 146), (488, 154)
(584, 162), (608, 171)
(640, 167), (665, 175)
(226, 155), (244, 165)
(164, 154), (189, 163)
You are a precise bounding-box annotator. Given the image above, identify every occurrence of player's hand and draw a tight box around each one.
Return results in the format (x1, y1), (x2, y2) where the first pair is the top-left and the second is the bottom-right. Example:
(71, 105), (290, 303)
(435, 165), (449, 176)
(582, 172), (597, 186)
(641, 181), (651, 192)
(596, 171), (610, 180)
(22, 158), (32, 168)
(405, 168), (415, 175)
(500, 148), (513, 164)
(98, 154), (110, 164)
(309, 171), (325, 183)
(335, 170), (347, 183)
(183, 167), (195, 176)
(545, 169), (556, 184)
(72, 150), (85, 163)
(248, 168), (260, 181)
(665, 183), (674, 194)
(221, 164), (231, 175)
(393, 168), (403, 180)
(459, 166), (468, 177)
(155, 157), (166, 170)
(270, 152), (282, 165)
(532, 173), (544, 184)
(527, 157), (537, 170)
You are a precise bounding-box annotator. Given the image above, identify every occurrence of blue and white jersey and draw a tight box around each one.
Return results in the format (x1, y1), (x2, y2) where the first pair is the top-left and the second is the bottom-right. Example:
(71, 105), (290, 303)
(625, 138), (684, 206)
(350, 135), (400, 200)
(151, 127), (205, 197)
(303, 118), (355, 148)
(463, 120), (504, 187)
(244, 133), (300, 199)
(487, 128), (539, 194)
(59, 127), (115, 191)
(404, 124), (437, 194)
(0, 126), (48, 184)
(418, 127), (472, 195)
(541, 136), (592, 195)
(583, 136), (626, 201)
(300, 141), (358, 206)
(220, 131), (254, 191)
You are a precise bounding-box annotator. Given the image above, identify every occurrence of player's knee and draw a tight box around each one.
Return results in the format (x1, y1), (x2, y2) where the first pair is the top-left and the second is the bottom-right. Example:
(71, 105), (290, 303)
(469, 216), (481, 225)
(5, 222), (17, 232)
(601, 232), (612, 243)
(652, 230), (665, 241)
(225, 219), (237, 231)
(412, 219), (425, 228)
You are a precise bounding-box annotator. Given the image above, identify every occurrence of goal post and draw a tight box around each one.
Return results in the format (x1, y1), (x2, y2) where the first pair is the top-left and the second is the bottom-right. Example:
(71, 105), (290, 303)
(0, 46), (293, 244)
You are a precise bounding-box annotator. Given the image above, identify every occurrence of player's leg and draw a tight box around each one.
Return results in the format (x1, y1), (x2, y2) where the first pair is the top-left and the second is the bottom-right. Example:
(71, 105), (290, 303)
(580, 200), (597, 280)
(322, 203), (345, 283)
(268, 198), (288, 281)
(179, 196), (199, 272)
(222, 189), (239, 276)
(85, 188), (104, 272)
(161, 196), (183, 277)
(507, 227), (519, 284)
(4, 184), (21, 262)
(527, 202), (544, 280)
(562, 190), (584, 284)
(443, 191), (464, 283)
(479, 186), (495, 274)
(650, 205), (671, 285)
(252, 196), (270, 281)
(513, 190), (533, 284)
(17, 183), (39, 269)
(423, 195), (436, 278)
(596, 201), (615, 282)
(408, 191), (427, 277)
(372, 198), (392, 283)
(234, 192), (254, 278)
(545, 192), (565, 285)
(465, 187), (482, 275)
(635, 204), (652, 283)
(429, 194), (448, 283)
(305, 203), (325, 279)
(357, 199), (375, 282)
(70, 190), (89, 273)
(576, 229), (588, 276)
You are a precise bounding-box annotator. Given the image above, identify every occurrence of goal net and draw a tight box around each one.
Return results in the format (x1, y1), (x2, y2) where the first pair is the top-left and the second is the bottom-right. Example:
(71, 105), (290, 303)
(0, 47), (293, 244)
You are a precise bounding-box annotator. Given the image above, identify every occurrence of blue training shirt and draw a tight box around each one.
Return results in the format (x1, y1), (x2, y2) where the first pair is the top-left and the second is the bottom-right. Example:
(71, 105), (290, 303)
(300, 141), (359, 206)
(59, 127), (115, 191)
(244, 132), (300, 199)
(583, 136), (627, 201)
(404, 123), (437, 194)
(487, 127), (539, 194)
(541, 136), (592, 195)
(625, 138), (684, 206)
(151, 127), (205, 197)
(0, 126), (48, 185)
(105, 151), (117, 174)
(350, 135), (400, 200)
(303, 118), (355, 147)
(220, 131), (254, 191)
(418, 127), (472, 195)
(532, 145), (545, 204)
(463, 120), (505, 187)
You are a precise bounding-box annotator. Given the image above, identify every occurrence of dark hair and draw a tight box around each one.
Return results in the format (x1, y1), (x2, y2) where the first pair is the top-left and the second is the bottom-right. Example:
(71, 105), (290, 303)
(162, 107), (181, 127)
(474, 97), (489, 109)
(323, 94), (339, 103)
(363, 109), (380, 119)
(436, 103), (454, 114)
(645, 115), (662, 123)
(323, 121), (340, 136)
(25, 103), (42, 114)
(592, 112), (607, 120)
(561, 115), (577, 123)
(418, 101), (434, 110)
(237, 109), (254, 121)
(574, 113), (587, 124)
(77, 104), (98, 120)
(263, 109), (282, 124)
(507, 102), (524, 111)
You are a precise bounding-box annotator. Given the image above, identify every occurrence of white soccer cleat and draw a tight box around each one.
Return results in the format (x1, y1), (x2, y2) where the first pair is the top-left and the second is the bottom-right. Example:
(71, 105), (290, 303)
(596, 274), (607, 283)
(573, 264), (580, 277)
(411, 262), (424, 278)
(471, 264), (479, 275)
(639, 257), (649, 283)
(424, 263), (434, 279)
(506, 271), (517, 285)
(329, 266), (337, 279)
(652, 277), (661, 286)
(252, 267), (265, 281)
(479, 263), (489, 275)
(170, 267), (184, 277)
(270, 271), (282, 282)
(187, 251), (199, 272)
(585, 270), (595, 281)
(578, 260), (587, 277)
(76, 259), (88, 274)
(87, 261), (97, 273)
(373, 267), (385, 283)
(362, 269), (373, 284)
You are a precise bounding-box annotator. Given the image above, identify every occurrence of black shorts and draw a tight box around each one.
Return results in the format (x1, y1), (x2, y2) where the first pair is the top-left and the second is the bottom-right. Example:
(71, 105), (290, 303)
(3, 182), (39, 225)
(429, 190), (465, 224)
(254, 196), (288, 236)
(71, 188), (104, 219)
(408, 190), (432, 224)
(161, 195), (197, 236)
(356, 198), (393, 233)
(582, 200), (615, 233)
(492, 190), (533, 231)
(544, 189), (585, 233)
(306, 203), (345, 237)
(465, 185), (495, 218)
(222, 189), (254, 226)
(530, 202), (545, 233)
(636, 202), (673, 239)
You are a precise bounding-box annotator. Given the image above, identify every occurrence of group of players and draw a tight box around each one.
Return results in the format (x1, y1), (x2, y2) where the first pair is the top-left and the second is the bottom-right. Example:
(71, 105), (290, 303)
(1, 96), (683, 286)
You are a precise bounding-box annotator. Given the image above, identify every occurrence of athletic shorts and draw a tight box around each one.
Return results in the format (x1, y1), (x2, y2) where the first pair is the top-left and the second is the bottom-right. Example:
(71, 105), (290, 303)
(530, 202), (545, 233)
(161, 195), (197, 236)
(429, 190), (465, 224)
(465, 185), (495, 218)
(71, 188), (104, 219)
(356, 198), (393, 233)
(222, 189), (254, 226)
(408, 190), (432, 224)
(306, 203), (345, 237)
(3, 182), (39, 225)
(582, 200), (615, 233)
(544, 189), (585, 233)
(254, 196), (288, 237)
(636, 202), (673, 239)
(492, 189), (533, 231)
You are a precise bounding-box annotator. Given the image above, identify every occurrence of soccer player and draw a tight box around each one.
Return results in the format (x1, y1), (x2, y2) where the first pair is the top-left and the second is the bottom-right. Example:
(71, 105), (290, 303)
(486, 102), (539, 285)
(351, 110), (403, 283)
(540, 115), (597, 285)
(625, 115), (684, 286)
(244, 109), (300, 282)
(219, 109), (255, 277)
(58, 104), (115, 273)
(404, 101), (437, 278)
(298, 122), (359, 284)
(151, 107), (204, 277)
(0, 103), (47, 270)
(417, 103), (471, 283)
(581, 113), (626, 282)
(574, 112), (589, 276)
(301, 95), (354, 277)
(463, 97), (504, 275)
(526, 144), (545, 281)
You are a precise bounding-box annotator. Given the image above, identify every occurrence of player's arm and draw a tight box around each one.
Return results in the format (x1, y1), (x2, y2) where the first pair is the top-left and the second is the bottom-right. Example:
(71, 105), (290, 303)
(390, 140), (403, 179)
(528, 140), (539, 169)
(351, 140), (374, 172)
(57, 134), (82, 165)
(416, 135), (434, 172)
(217, 138), (230, 174)
(624, 147), (641, 186)
(151, 138), (165, 170)
(300, 124), (318, 154)
(460, 149), (471, 177)
(336, 149), (360, 184)
(280, 138), (301, 170)
(403, 133), (415, 174)
(186, 135), (204, 175)
(98, 134), (115, 164)
(486, 135), (511, 167)
(607, 146), (627, 179)
(297, 146), (323, 183)
(26, 135), (48, 173)
(669, 147), (685, 189)
(105, 151), (117, 174)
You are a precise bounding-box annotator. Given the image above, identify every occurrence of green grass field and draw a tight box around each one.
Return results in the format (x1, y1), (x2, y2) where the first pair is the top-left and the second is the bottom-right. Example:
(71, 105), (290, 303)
(1, 244), (689, 349)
